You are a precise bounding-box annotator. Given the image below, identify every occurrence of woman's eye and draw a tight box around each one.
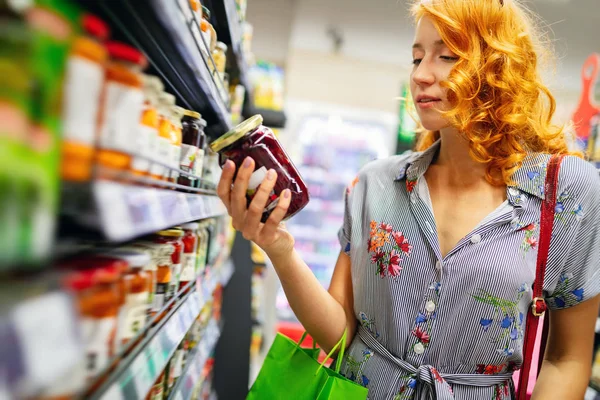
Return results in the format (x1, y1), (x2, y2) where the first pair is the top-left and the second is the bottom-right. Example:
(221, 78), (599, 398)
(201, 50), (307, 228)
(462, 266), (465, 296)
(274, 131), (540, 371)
(412, 58), (422, 65)
(440, 56), (459, 62)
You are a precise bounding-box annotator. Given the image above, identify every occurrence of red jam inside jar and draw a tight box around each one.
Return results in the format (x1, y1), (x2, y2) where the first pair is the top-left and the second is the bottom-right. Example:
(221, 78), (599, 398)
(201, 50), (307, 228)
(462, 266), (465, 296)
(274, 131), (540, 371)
(210, 115), (310, 222)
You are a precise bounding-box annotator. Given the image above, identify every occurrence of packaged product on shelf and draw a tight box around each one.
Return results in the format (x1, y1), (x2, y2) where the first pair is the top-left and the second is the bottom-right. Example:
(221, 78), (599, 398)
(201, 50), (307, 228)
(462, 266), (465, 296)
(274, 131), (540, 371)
(167, 106), (184, 183)
(61, 13), (110, 182)
(97, 41), (147, 175)
(195, 221), (209, 275)
(134, 241), (172, 314)
(178, 109), (207, 187)
(167, 339), (189, 395)
(147, 372), (166, 400)
(155, 93), (177, 181)
(201, 146), (221, 188)
(211, 41), (227, 78)
(200, 6), (217, 53)
(230, 84), (246, 125)
(61, 256), (127, 380)
(154, 229), (184, 299)
(133, 75), (163, 176)
(118, 244), (158, 315)
(108, 249), (152, 351)
(180, 222), (199, 289)
(210, 115), (310, 222)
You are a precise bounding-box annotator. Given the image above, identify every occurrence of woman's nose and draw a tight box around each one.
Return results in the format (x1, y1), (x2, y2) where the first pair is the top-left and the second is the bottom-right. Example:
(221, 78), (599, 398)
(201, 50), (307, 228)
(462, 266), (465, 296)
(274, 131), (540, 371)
(412, 63), (436, 86)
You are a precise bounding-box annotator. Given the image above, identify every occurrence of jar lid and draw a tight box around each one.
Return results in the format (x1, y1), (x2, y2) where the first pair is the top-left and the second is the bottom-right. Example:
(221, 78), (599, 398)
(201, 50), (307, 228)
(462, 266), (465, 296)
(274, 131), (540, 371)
(210, 114), (263, 152)
(82, 14), (110, 41)
(216, 41), (228, 52)
(105, 41), (146, 66)
(105, 249), (151, 268)
(156, 228), (184, 237)
(202, 6), (211, 19)
(181, 222), (199, 230)
(182, 109), (201, 119)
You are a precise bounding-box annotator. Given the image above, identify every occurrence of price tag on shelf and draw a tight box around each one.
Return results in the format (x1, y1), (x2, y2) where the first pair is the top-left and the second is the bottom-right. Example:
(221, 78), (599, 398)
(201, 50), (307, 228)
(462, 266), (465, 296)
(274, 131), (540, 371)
(95, 181), (135, 241)
(147, 336), (165, 368)
(176, 193), (191, 221)
(131, 353), (154, 398)
(187, 195), (202, 218)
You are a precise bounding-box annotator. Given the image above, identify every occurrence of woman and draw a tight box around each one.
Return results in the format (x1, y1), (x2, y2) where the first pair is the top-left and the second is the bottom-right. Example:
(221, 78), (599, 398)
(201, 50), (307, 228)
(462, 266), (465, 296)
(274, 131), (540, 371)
(217, 0), (600, 398)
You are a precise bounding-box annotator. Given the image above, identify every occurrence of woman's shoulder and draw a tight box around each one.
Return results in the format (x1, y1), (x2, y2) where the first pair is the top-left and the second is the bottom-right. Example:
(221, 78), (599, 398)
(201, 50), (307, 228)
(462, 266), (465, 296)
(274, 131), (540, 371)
(356, 151), (417, 183)
(556, 155), (600, 202)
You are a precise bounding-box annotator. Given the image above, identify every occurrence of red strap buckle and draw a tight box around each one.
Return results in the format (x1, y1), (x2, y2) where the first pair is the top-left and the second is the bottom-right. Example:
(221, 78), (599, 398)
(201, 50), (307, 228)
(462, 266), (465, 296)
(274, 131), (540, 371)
(531, 297), (547, 317)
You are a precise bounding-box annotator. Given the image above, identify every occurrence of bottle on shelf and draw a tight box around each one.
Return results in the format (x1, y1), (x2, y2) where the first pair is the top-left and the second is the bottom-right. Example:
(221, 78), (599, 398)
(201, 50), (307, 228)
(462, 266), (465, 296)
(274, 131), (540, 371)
(96, 41), (147, 177)
(200, 6), (217, 54)
(180, 222), (199, 290)
(153, 228), (184, 300)
(168, 105), (184, 183)
(61, 13), (110, 182)
(178, 109), (206, 188)
(133, 75), (163, 176)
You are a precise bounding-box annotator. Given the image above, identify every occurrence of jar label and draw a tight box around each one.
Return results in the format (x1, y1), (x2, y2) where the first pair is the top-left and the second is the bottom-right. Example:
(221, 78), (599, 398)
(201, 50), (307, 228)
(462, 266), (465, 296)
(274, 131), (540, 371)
(121, 292), (150, 340)
(82, 316), (116, 379)
(150, 136), (171, 177)
(165, 143), (181, 180)
(180, 253), (197, 282)
(169, 263), (182, 296)
(62, 57), (104, 145)
(180, 143), (198, 177)
(247, 167), (279, 212)
(170, 348), (185, 380)
(154, 282), (168, 310)
(132, 124), (158, 173)
(194, 149), (205, 178)
(100, 82), (144, 154)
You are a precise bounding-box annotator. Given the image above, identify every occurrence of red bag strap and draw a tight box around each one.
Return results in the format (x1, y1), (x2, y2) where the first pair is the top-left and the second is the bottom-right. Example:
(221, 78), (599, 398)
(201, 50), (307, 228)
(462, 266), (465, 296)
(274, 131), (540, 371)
(517, 154), (564, 400)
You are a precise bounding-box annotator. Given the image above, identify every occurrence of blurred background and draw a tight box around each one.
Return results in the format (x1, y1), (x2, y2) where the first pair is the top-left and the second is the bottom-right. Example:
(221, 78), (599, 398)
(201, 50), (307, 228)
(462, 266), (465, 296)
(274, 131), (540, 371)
(0, 0), (599, 399)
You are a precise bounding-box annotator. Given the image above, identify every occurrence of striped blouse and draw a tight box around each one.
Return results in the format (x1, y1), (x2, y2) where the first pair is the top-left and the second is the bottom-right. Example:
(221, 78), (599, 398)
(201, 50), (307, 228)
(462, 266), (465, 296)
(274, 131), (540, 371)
(338, 140), (600, 399)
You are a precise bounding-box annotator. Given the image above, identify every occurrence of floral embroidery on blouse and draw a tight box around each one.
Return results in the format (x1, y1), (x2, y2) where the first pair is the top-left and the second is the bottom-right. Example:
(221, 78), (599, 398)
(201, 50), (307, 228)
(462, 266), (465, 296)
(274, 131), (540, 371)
(359, 311), (380, 339)
(410, 282), (440, 352)
(368, 221), (413, 278)
(406, 178), (418, 193)
(393, 377), (417, 400)
(473, 284), (528, 356)
(518, 223), (538, 256)
(347, 176), (360, 195)
(549, 272), (585, 308)
(475, 361), (517, 375)
(344, 348), (373, 387)
(523, 161), (548, 197)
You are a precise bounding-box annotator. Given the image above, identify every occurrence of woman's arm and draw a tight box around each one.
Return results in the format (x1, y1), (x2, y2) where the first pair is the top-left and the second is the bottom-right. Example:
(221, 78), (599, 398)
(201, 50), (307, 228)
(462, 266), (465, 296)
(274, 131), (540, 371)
(532, 295), (600, 399)
(217, 158), (355, 352)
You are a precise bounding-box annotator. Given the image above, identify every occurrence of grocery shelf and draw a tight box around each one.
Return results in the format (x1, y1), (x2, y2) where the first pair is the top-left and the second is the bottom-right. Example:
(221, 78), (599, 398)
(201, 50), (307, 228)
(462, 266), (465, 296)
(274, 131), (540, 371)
(169, 318), (221, 400)
(89, 0), (232, 137)
(92, 259), (234, 400)
(61, 180), (226, 243)
(206, 0), (252, 100)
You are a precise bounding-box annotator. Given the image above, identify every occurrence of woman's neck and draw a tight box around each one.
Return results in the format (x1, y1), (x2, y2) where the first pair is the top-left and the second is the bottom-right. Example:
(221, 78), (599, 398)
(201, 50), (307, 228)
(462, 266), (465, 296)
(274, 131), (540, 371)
(430, 127), (489, 187)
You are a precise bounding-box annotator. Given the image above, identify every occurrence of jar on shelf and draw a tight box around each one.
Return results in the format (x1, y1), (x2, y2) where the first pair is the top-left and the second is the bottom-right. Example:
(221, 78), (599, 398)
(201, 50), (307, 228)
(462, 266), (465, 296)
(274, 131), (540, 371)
(200, 6), (217, 53)
(178, 109), (207, 187)
(210, 115), (310, 222)
(106, 249), (152, 350)
(167, 106), (184, 183)
(195, 221), (208, 276)
(132, 242), (170, 316)
(61, 13), (110, 182)
(153, 92), (176, 181)
(154, 229), (184, 299)
(180, 222), (199, 289)
(97, 41), (147, 175)
(132, 75), (162, 176)
(212, 41), (227, 79)
(61, 256), (126, 380)
(118, 244), (158, 316)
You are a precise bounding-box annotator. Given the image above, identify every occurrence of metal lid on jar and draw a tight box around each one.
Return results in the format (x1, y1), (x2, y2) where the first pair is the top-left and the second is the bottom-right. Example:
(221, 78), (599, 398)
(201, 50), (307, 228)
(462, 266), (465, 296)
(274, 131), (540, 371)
(156, 228), (184, 237)
(210, 114), (263, 152)
(182, 109), (202, 119)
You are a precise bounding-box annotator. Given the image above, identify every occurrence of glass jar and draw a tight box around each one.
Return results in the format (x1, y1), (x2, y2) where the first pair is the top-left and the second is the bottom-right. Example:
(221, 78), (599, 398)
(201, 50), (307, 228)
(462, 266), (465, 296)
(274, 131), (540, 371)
(166, 106), (184, 183)
(61, 256), (125, 380)
(180, 222), (199, 289)
(132, 242), (169, 316)
(105, 250), (152, 350)
(154, 229), (184, 299)
(97, 41), (147, 174)
(132, 75), (162, 176)
(151, 92), (174, 181)
(212, 41), (227, 78)
(210, 115), (310, 222)
(61, 13), (110, 182)
(195, 221), (208, 277)
(178, 110), (206, 187)
(200, 6), (217, 53)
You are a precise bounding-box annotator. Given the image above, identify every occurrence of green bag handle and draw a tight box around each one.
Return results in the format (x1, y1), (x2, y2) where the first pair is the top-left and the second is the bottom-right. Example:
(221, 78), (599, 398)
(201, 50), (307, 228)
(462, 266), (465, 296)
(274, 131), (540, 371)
(316, 329), (347, 375)
(297, 331), (318, 350)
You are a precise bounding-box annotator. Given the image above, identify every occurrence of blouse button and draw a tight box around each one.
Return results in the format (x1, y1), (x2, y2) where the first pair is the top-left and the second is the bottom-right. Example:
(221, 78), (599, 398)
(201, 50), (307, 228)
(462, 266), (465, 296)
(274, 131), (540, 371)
(425, 300), (436, 313)
(508, 187), (520, 197)
(414, 343), (425, 355)
(470, 234), (482, 244)
(435, 260), (442, 271)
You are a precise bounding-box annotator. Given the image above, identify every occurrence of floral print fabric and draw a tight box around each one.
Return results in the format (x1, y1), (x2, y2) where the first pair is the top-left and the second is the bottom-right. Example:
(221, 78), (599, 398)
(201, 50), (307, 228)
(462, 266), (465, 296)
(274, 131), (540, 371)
(337, 141), (600, 399)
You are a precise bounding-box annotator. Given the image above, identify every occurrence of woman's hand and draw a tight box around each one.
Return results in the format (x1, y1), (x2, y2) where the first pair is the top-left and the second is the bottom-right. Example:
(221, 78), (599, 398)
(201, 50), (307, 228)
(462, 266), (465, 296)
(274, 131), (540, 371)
(217, 157), (295, 258)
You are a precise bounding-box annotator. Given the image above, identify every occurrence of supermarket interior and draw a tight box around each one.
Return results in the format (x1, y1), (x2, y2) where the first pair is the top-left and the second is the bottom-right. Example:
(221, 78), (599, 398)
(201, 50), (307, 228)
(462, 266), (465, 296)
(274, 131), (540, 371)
(1, 0), (599, 399)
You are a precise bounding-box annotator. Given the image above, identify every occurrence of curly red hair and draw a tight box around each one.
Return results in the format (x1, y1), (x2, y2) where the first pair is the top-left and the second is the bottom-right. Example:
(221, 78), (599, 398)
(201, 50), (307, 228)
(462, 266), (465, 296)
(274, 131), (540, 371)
(411, 0), (578, 185)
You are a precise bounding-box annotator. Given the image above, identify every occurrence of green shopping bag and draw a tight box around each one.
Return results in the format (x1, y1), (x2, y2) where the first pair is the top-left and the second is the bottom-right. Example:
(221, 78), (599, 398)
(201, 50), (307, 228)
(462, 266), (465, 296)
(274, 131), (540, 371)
(247, 329), (368, 400)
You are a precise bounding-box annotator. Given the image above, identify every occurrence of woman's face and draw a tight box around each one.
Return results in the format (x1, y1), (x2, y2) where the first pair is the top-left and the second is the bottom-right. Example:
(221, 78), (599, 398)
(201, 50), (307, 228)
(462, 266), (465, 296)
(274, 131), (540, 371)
(410, 16), (458, 132)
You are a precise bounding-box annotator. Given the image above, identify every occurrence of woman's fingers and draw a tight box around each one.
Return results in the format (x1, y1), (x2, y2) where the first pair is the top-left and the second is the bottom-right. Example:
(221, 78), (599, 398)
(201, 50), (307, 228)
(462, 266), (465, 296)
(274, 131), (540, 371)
(216, 160), (235, 214)
(230, 157), (255, 227)
(242, 169), (278, 240)
(259, 189), (292, 241)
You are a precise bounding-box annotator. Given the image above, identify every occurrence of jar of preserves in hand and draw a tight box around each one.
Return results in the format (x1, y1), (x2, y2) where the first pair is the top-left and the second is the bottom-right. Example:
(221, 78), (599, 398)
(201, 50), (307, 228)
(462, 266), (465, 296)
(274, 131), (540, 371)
(210, 115), (310, 222)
